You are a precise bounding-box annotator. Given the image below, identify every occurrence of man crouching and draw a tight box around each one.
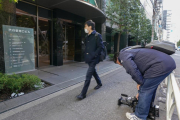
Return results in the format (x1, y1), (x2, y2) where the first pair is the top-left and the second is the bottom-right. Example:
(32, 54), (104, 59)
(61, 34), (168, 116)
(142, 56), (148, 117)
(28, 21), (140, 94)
(114, 47), (176, 120)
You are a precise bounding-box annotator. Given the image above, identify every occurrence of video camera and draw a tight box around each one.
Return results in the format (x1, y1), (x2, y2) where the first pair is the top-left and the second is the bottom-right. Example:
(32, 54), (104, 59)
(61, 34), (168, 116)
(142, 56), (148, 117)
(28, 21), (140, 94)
(118, 94), (159, 120)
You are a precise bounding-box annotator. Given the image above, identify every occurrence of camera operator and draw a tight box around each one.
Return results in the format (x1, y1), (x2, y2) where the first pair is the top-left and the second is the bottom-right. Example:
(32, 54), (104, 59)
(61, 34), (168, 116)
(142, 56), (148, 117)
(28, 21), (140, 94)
(113, 47), (176, 120)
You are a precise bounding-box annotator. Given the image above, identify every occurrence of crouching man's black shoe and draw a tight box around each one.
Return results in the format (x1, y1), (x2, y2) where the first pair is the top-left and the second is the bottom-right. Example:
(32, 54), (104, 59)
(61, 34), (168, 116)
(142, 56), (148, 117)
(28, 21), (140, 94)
(76, 94), (86, 100)
(94, 84), (102, 90)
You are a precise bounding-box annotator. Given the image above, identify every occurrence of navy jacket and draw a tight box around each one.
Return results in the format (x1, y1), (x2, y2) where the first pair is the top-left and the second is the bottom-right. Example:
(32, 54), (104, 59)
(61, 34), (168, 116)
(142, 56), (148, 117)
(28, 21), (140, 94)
(119, 47), (176, 85)
(84, 30), (103, 63)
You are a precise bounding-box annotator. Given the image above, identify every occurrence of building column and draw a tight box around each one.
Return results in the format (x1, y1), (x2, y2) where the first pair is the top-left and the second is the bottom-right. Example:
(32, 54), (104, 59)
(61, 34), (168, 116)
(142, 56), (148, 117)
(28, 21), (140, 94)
(53, 18), (63, 66)
(74, 24), (85, 62)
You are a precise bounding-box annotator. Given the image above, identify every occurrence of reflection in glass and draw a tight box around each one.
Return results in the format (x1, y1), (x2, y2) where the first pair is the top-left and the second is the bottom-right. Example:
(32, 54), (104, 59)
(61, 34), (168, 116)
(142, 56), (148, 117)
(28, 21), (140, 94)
(38, 17), (51, 67)
(2, 25), (35, 74)
(16, 8), (37, 67)
(16, 7), (51, 67)
(63, 25), (75, 62)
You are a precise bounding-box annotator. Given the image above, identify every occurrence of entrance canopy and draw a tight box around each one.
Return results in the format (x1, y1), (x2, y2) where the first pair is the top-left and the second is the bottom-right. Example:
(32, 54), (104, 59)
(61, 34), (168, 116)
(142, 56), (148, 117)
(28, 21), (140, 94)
(25, 0), (106, 23)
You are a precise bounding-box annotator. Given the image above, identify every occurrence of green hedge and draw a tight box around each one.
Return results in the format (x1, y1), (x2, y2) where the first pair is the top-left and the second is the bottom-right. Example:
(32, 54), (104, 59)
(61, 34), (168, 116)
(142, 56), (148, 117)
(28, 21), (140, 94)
(0, 73), (43, 95)
(108, 54), (114, 60)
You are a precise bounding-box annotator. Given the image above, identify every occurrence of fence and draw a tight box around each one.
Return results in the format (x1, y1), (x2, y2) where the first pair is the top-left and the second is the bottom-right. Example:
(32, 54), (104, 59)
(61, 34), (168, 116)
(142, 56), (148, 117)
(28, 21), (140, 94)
(165, 72), (180, 120)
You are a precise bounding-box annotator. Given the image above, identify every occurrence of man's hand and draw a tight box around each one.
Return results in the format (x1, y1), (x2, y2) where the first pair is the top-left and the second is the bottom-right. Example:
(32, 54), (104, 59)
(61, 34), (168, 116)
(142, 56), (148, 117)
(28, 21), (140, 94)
(137, 84), (140, 90)
(136, 93), (139, 100)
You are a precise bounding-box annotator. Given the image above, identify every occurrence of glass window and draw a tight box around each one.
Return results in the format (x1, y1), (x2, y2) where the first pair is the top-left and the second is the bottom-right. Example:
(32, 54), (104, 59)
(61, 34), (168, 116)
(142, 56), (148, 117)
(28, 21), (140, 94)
(89, 0), (96, 6)
(16, 1), (52, 68)
(38, 17), (51, 67)
(62, 24), (75, 62)
(84, 0), (96, 6)
(16, 2), (37, 68)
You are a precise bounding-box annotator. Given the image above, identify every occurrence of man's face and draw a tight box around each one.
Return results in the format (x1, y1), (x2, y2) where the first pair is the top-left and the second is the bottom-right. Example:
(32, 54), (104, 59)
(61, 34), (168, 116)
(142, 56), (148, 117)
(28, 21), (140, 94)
(84, 24), (91, 33)
(116, 58), (122, 66)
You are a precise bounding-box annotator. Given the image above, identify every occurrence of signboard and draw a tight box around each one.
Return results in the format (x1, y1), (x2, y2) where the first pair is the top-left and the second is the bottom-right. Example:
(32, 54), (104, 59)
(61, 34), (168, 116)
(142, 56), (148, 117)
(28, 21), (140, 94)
(3, 25), (35, 74)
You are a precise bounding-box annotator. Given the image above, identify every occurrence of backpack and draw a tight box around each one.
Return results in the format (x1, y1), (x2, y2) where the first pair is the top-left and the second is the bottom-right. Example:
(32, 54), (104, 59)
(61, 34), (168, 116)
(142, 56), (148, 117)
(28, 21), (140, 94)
(126, 40), (175, 55)
(145, 40), (175, 55)
(95, 32), (107, 61)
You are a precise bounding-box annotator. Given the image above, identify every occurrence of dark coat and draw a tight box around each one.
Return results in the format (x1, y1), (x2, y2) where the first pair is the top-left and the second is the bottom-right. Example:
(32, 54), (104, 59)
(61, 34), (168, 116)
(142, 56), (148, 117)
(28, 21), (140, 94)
(84, 30), (103, 63)
(119, 47), (176, 85)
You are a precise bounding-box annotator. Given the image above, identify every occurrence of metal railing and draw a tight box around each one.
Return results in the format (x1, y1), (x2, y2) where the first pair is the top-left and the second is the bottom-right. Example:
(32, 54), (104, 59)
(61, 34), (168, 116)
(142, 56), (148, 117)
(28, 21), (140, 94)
(165, 72), (180, 120)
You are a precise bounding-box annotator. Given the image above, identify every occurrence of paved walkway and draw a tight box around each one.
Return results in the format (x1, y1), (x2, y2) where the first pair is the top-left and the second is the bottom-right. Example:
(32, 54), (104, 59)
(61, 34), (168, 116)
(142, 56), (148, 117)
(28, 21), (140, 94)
(0, 61), (120, 114)
(28, 61), (119, 85)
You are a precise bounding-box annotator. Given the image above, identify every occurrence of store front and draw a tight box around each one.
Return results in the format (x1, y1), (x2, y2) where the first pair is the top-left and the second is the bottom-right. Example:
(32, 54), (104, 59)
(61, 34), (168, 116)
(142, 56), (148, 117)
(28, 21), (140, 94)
(16, 1), (52, 68)
(0, 0), (106, 73)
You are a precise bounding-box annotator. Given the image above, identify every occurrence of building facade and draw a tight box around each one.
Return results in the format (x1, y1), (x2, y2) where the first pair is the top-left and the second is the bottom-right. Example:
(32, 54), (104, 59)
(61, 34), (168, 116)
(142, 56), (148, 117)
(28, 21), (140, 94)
(162, 10), (172, 41)
(140, 0), (153, 22)
(0, 0), (106, 73)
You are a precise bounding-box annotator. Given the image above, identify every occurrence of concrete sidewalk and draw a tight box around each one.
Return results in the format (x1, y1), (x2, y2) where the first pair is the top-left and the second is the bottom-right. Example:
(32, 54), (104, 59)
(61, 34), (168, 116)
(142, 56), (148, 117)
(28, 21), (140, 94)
(0, 61), (120, 114)
(28, 61), (119, 85)
(1, 62), (178, 120)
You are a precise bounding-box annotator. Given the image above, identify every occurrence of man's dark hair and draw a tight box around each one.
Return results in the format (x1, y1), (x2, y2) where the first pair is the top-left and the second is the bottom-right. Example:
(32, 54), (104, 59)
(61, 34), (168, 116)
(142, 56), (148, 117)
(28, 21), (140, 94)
(113, 52), (120, 63)
(85, 20), (95, 30)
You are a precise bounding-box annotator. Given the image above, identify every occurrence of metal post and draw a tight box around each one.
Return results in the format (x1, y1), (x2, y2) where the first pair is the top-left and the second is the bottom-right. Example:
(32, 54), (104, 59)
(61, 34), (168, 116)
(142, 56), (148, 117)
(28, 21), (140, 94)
(51, 10), (53, 65)
(65, 25), (67, 61)
(36, 6), (39, 68)
(126, 30), (128, 47)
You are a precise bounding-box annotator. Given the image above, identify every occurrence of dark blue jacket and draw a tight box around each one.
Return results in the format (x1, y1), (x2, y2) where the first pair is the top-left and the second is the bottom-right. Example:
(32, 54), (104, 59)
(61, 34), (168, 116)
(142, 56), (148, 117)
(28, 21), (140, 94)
(119, 47), (176, 85)
(84, 30), (103, 63)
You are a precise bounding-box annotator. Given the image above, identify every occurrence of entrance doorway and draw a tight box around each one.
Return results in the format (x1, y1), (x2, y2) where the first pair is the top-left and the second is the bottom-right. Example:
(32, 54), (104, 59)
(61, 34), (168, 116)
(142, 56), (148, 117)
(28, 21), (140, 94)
(63, 24), (75, 62)
(16, 1), (52, 68)
(38, 17), (51, 67)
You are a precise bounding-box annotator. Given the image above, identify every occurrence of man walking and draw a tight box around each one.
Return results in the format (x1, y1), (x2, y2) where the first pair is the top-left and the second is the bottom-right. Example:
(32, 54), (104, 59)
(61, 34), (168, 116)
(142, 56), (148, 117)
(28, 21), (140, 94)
(113, 47), (176, 120)
(76, 20), (103, 100)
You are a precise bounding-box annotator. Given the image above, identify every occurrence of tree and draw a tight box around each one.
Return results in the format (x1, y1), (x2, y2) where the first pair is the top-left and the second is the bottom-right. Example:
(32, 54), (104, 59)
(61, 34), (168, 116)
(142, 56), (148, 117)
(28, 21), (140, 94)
(177, 40), (180, 47)
(0, 0), (34, 5)
(106, 0), (152, 49)
(153, 31), (158, 40)
(128, 3), (154, 45)
(9, 0), (34, 2)
(8, 0), (18, 2)
(106, 0), (140, 52)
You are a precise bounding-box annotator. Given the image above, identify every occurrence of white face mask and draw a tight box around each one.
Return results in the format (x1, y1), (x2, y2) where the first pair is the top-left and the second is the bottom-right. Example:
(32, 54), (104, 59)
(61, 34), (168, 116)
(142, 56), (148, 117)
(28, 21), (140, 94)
(84, 28), (89, 33)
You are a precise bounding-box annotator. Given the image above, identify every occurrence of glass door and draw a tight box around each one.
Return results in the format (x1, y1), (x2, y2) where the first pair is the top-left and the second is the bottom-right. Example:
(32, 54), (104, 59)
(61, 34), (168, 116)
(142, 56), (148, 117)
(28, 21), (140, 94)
(63, 24), (75, 62)
(38, 17), (51, 67)
(16, 4), (37, 68)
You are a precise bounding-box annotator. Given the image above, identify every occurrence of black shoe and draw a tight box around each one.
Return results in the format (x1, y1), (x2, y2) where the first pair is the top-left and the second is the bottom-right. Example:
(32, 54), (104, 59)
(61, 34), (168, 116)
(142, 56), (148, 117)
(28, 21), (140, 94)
(94, 84), (102, 90)
(76, 94), (86, 100)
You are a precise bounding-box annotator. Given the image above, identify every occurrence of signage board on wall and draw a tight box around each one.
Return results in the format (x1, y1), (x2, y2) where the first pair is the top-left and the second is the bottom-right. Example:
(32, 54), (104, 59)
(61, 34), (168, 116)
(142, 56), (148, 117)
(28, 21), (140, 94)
(3, 25), (35, 74)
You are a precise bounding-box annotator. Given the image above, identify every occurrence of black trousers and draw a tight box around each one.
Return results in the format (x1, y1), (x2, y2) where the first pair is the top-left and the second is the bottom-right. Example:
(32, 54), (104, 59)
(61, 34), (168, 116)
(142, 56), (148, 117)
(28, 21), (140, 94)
(81, 62), (102, 95)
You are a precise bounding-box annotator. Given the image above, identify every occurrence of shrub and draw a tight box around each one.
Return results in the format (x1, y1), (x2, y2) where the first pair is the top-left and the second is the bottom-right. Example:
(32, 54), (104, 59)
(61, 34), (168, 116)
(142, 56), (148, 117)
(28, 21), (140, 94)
(108, 54), (114, 60)
(0, 73), (43, 95)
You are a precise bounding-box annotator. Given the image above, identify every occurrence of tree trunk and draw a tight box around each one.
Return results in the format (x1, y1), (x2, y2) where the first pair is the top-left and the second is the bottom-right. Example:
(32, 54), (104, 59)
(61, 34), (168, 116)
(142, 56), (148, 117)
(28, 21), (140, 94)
(136, 40), (138, 45)
(126, 30), (128, 47)
(100, 0), (106, 42)
(117, 32), (121, 52)
(151, 0), (157, 42)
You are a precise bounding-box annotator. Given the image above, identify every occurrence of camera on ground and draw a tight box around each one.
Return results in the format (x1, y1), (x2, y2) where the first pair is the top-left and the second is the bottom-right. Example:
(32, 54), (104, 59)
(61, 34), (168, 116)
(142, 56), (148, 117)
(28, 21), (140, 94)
(118, 94), (159, 120)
